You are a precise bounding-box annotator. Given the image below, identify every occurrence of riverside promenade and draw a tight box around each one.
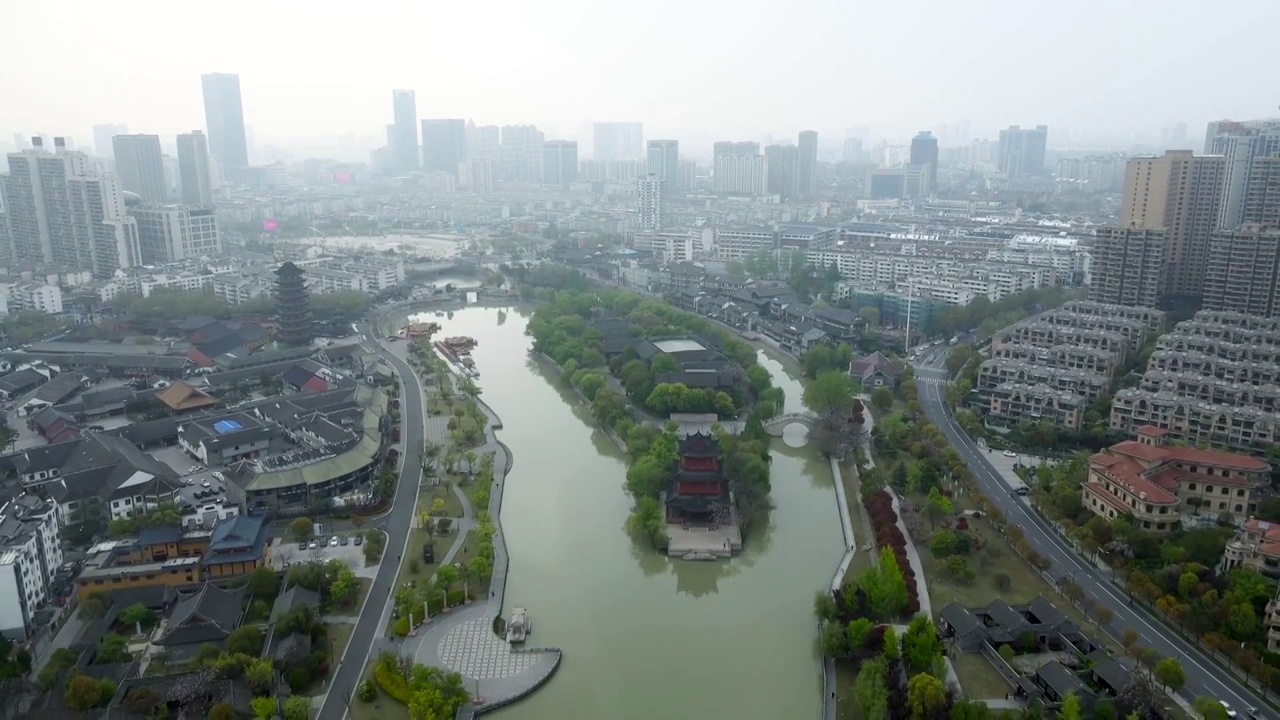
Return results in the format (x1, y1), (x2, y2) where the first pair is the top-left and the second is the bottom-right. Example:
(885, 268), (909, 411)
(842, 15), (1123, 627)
(378, 318), (561, 718)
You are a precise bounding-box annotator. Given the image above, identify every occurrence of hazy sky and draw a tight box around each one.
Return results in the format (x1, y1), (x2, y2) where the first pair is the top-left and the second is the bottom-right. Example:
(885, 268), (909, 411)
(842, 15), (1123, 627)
(4, 0), (1277, 152)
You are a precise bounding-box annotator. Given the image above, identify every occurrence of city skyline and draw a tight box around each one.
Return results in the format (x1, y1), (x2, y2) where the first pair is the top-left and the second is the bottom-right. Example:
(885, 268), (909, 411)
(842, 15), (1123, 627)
(2, 0), (1276, 156)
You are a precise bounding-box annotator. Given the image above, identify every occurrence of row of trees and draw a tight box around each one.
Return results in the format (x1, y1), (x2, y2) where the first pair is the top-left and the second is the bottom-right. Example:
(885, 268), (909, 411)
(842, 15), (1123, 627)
(369, 651), (469, 716)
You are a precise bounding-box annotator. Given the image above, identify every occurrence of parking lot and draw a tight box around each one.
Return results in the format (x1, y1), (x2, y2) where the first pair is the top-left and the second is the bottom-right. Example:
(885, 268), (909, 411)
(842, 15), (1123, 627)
(270, 535), (376, 579)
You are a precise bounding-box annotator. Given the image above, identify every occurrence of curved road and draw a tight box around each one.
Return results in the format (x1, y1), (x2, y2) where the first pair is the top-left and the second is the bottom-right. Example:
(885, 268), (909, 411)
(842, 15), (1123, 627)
(317, 316), (424, 720)
(914, 349), (1268, 716)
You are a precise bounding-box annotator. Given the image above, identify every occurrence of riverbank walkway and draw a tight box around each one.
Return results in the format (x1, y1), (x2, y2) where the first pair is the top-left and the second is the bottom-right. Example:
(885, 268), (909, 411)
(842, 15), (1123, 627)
(380, 335), (561, 717)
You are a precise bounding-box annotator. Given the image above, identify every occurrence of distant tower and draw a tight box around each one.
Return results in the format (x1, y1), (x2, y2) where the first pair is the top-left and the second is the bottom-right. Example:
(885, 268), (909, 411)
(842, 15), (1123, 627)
(112, 134), (168, 202)
(797, 130), (818, 195)
(274, 262), (313, 346)
(910, 131), (939, 186)
(637, 174), (665, 232)
(201, 72), (250, 169)
(176, 131), (214, 205)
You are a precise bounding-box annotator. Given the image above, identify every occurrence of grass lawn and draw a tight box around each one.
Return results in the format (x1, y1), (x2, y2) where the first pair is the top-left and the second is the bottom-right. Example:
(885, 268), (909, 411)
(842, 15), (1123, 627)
(327, 577), (372, 618)
(950, 652), (1013, 699)
(302, 621), (358, 697)
(836, 460), (874, 580)
(908, 491), (1119, 655)
(350, 661), (409, 720)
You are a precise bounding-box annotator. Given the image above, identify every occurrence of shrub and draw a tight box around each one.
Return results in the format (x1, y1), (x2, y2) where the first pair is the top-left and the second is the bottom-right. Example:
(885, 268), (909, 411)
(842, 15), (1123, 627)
(374, 656), (412, 703)
(994, 573), (1011, 591)
(393, 616), (410, 636)
(286, 667), (311, 692)
(358, 679), (377, 703)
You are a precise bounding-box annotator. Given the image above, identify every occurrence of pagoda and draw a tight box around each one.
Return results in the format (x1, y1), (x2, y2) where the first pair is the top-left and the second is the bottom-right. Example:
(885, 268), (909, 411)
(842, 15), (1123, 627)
(663, 432), (733, 528)
(274, 262), (314, 346)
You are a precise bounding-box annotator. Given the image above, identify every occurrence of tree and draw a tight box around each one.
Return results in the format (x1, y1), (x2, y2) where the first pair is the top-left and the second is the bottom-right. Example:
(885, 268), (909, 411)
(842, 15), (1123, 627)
(247, 566), (280, 599)
(97, 632), (132, 663)
(853, 657), (890, 720)
(924, 486), (953, 528)
(330, 563), (359, 606)
(870, 387), (894, 413)
(803, 371), (858, 414)
(859, 548), (910, 620)
(1059, 692), (1083, 720)
(64, 674), (104, 711)
(290, 517), (314, 541)
(79, 592), (110, 620)
(227, 626), (264, 655)
(1153, 657), (1186, 692)
(859, 306), (881, 327)
(906, 672), (947, 720)
(931, 528), (959, 557)
(118, 603), (155, 629)
(813, 591), (838, 622)
(250, 696), (277, 719)
(284, 695), (310, 720)
(209, 703), (236, 720)
(245, 657), (275, 693)
(1193, 696), (1230, 720)
(902, 615), (944, 673)
(436, 565), (459, 606)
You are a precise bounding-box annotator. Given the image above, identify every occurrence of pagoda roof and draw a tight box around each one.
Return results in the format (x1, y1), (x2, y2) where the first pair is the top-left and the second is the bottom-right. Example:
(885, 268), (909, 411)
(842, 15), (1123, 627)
(674, 468), (724, 483)
(678, 431), (720, 458)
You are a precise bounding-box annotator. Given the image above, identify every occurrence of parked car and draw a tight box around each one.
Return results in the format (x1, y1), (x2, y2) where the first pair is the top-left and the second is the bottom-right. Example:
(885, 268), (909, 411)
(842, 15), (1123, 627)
(212, 471), (225, 481)
(201, 480), (212, 488)
(298, 541), (307, 550)
(340, 536), (349, 546)
(307, 541), (318, 550)
(329, 536), (340, 547)
(353, 534), (363, 546)
(1002, 450), (1017, 458)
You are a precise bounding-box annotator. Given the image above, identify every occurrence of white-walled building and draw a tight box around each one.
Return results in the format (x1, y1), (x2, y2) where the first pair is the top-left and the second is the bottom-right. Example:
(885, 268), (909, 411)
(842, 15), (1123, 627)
(129, 205), (222, 263)
(637, 174), (665, 232)
(0, 494), (63, 640)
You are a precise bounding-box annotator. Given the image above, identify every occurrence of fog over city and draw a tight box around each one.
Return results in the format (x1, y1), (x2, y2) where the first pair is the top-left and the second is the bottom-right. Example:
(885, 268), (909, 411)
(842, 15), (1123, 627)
(3, 0), (1278, 157)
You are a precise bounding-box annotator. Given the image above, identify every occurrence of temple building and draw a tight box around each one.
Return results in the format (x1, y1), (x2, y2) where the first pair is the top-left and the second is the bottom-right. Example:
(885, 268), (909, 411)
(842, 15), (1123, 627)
(664, 432), (732, 526)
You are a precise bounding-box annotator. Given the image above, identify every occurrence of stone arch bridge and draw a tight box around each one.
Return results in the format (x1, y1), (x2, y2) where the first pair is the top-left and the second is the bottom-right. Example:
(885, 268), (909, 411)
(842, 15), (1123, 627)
(762, 412), (819, 437)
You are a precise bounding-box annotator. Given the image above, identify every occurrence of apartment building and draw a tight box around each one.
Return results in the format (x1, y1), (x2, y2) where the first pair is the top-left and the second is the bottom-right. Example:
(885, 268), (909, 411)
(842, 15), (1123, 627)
(3, 283), (63, 314)
(1203, 224), (1280, 318)
(213, 274), (272, 305)
(631, 230), (707, 263)
(978, 359), (1110, 404)
(1059, 300), (1166, 335)
(987, 382), (1085, 430)
(1082, 426), (1270, 532)
(1110, 310), (1280, 452)
(807, 251), (1052, 303)
(992, 320), (1129, 360)
(1088, 227), (1166, 308)
(989, 342), (1120, 377)
(0, 494), (63, 639)
(715, 227), (778, 260)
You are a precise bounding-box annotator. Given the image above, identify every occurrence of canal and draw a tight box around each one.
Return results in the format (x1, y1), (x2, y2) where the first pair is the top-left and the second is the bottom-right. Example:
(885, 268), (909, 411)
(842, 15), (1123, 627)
(407, 304), (842, 719)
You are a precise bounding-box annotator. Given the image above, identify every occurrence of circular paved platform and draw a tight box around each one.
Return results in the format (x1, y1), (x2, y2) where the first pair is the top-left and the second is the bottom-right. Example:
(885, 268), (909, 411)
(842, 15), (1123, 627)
(436, 618), (538, 680)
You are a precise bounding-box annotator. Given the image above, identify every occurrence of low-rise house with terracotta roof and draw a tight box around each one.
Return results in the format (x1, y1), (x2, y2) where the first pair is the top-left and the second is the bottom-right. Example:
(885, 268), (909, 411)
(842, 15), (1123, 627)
(1081, 425), (1272, 532)
(1220, 518), (1280, 579)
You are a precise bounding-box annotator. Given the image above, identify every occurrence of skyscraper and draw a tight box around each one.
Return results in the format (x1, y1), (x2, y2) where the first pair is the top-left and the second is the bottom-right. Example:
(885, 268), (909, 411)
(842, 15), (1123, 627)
(91, 124), (128, 159)
(542, 141), (579, 188)
(842, 138), (864, 163)
(389, 89), (419, 173)
(592, 122), (643, 162)
(798, 130), (818, 195)
(997, 125), (1048, 178)
(646, 140), (680, 193)
(713, 142), (766, 195)
(637, 174), (665, 232)
(765, 144), (800, 200)
(1243, 155), (1280, 227)
(1203, 225), (1280, 318)
(1119, 150), (1225, 299)
(1088, 227), (1167, 308)
(2, 137), (139, 276)
(466, 123), (501, 160)
(1204, 120), (1280, 229)
(500, 125), (544, 184)
(909, 131), (939, 186)
(112, 134), (167, 202)
(421, 119), (467, 176)
(201, 73), (249, 170)
(176, 131), (214, 206)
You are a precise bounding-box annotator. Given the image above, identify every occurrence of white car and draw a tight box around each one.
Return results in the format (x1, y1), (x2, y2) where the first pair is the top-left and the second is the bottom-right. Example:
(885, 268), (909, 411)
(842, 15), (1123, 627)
(1219, 701), (1238, 718)
(201, 480), (212, 488)
(329, 536), (340, 547)
(1003, 450), (1017, 458)
(212, 471), (225, 481)
(188, 465), (201, 474)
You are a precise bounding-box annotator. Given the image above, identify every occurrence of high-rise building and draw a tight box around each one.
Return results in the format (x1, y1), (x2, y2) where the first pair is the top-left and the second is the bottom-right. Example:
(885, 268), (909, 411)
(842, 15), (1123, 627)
(91, 124), (128, 159)
(129, 205), (221, 264)
(713, 141), (766, 195)
(274, 262), (313, 346)
(389, 89), (419, 173)
(1243, 155), (1280, 227)
(200, 73), (249, 170)
(421, 119), (467, 177)
(543, 141), (579, 188)
(466, 123), (501, 160)
(176, 131), (214, 206)
(765, 145), (800, 200)
(1205, 120), (1280, 229)
(909, 131), (939, 186)
(637, 174), (665, 232)
(798, 130), (818, 195)
(2, 137), (139, 276)
(500, 125), (544, 184)
(462, 157), (494, 194)
(842, 138), (864, 163)
(646, 140), (680, 193)
(1088, 227), (1167, 308)
(679, 159), (698, 192)
(592, 122), (643, 162)
(1119, 150), (1225, 299)
(997, 125), (1048, 178)
(111, 134), (167, 202)
(1203, 224), (1280, 318)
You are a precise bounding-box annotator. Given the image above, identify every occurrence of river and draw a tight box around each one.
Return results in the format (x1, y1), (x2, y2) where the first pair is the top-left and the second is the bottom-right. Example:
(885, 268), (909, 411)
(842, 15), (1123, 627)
(406, 304), (842, 719)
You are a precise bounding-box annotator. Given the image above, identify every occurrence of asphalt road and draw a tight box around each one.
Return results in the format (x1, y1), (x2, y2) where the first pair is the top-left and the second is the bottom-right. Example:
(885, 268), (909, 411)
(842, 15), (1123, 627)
(316, 316), (423, 720)
(914, 349), (1268, 717)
